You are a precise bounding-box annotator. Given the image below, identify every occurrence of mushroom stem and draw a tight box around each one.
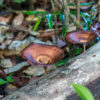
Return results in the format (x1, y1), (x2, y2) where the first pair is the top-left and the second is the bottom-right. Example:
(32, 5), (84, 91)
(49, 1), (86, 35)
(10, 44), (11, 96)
(43, 66), (48, 74)
(83, 44), (86, 52)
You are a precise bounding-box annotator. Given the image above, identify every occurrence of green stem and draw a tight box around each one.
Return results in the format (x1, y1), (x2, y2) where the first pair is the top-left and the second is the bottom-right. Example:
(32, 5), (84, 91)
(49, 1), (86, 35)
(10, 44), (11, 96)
(29, 0), (34, 10)
(69, 14), (84, 30)
(63, 0), (70, 33)
(98, 0), (100, 22)
(44, 0), (47, 9)
(51, 0), (58, 45)
(76, 0), (80, 23)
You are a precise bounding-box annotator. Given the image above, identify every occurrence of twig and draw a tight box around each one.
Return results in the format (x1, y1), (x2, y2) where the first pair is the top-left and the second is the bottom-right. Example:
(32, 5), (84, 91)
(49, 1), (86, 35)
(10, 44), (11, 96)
(0, 4), (16, 13)
(4, 61), (29, 74)
(0, 4), (24, 15)
(63, 0), (70, 33)
(44, 0), (47, 9)
(29, 0), (34, 10)
(0, 50), (21, 57)
(63, 0), (72, 57)
(0, 24), (33, 35)
(76, 0), (80, 23)
(51, 0), (58, 45)
(67, 0), (70, 4)
(53, 0), (83, 30)
(53, 0), (62, 9)
(69, 13), (84, 30)
(98, 0), (100, 22)
(0, 23), (40, 36)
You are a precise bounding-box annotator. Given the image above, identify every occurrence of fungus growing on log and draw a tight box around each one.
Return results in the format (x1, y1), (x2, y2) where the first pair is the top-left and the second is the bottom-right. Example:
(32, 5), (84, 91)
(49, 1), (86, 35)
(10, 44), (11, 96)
(65, 31), (98, 51)
(22, 43), (63, 74)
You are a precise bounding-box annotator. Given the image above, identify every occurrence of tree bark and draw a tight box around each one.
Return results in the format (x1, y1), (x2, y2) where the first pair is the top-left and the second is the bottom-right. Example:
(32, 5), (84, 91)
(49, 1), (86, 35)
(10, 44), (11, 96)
(3, 42), (100, 100)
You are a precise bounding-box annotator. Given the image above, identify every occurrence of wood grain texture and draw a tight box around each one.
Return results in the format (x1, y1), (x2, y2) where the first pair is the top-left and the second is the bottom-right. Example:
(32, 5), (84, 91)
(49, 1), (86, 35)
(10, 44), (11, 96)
(3, 42), (100, 100)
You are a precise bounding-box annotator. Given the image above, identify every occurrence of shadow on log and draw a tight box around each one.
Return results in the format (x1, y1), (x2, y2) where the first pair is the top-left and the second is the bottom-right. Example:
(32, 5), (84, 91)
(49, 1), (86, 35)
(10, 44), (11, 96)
(2, 42), (100, 100)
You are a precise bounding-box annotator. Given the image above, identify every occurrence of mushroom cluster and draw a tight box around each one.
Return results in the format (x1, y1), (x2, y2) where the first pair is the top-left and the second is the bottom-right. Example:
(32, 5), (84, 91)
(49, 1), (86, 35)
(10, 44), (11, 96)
(22, 43), (63, 74)
(22, 23), (100, 74)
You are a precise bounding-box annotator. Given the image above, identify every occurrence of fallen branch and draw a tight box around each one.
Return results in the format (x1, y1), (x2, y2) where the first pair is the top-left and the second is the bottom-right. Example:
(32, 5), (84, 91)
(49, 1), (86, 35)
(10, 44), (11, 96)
(0, 24), (33, 35)
(0, 50), (21, 57)
(2, 42), (100, 100)
(4, 61), (29, 74)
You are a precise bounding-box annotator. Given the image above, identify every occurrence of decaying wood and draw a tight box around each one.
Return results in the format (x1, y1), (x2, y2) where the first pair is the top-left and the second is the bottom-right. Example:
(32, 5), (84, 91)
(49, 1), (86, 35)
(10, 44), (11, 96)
(2, 42), (100, 100)
(0, 50), (21, 57)
(4, 61), (29, 74)
(0, 24), (32, 35)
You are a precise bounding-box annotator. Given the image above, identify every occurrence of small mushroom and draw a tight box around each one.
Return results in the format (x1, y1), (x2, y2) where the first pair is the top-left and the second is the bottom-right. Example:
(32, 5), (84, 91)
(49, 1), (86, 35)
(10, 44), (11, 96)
(65, 31), (98, 51)
(22, 43), (63, 74)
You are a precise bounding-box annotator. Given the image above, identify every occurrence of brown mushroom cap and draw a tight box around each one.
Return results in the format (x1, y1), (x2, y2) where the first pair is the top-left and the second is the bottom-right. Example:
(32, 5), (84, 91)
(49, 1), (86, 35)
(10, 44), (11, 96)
(22, 43), (63, 65)
(65, 31), (97, 44)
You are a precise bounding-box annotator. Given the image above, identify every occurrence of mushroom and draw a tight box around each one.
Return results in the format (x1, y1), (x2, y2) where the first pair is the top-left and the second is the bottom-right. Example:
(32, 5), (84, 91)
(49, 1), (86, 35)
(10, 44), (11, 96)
(22, 43), (63, 74)
(65, 31), (98, 51)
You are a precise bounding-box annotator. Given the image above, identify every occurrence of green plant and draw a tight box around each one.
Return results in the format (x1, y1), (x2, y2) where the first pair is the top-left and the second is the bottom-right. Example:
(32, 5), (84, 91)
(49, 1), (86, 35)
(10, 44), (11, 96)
(74, 48), (82, 55)
(46, 14), (53, 29)
(56, 59), (68, 66)
(0, 0), (4, 5)
(24, 11), (62, 31)
(24, 1), (97, 67)
(80, 9), (96, 31)
(72, 83), (94, 100)
(32, 16), (42, 32)
(0, 73), (14, 85)
(68, 1), (96, 30)
(13, 0), (26, 4)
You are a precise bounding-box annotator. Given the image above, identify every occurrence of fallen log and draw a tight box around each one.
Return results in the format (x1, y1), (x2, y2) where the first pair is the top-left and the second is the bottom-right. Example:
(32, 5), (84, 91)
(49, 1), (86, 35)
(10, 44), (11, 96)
(3, 42), (100, 100)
